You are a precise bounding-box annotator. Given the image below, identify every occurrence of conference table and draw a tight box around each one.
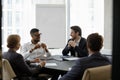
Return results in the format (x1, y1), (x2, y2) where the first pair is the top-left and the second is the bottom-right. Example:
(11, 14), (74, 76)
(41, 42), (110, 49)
(30, 55), (80, 79)
(40, 55), (79, 72)
(29, 54), (111, 80)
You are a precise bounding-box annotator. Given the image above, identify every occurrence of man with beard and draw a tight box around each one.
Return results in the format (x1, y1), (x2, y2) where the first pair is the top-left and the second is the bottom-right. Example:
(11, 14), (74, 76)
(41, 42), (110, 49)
(20, 28), (63, 80)
(20, 28), (51, 60)
(62, 25), (88, 57)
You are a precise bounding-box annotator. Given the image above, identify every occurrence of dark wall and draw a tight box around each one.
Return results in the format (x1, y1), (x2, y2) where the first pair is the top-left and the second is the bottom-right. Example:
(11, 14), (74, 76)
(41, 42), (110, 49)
(112, 0), (120, 79)
(0, 0), (2, 50)
(0, 1), (2, 80)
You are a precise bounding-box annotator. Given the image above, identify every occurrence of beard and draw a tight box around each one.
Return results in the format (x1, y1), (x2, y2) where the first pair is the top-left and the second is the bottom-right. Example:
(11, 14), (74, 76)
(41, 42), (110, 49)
(34, 39), (40, 43)
(71, 36), (76, 40)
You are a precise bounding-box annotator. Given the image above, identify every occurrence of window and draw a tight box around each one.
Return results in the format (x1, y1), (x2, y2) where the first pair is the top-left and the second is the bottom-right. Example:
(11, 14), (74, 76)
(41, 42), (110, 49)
(2, 0), (24, 52)
(70, 0), (104, 38)
(70, 0), (112, 55)
(2, 0), (65, 52)
(15, 11), (21, 26)
(7, 0), (12, 8)
(7, 11), (12, 27)
(2, 0), (112, 55)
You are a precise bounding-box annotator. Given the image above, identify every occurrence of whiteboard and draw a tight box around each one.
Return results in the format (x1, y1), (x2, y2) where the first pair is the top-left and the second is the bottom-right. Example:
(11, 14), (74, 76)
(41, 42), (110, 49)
(36, 4), (66, 48)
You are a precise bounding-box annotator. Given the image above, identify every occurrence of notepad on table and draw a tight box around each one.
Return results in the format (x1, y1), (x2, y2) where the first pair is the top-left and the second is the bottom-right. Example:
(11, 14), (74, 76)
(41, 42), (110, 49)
(45, 63), (57, 67)
(64, 57), (80, 61)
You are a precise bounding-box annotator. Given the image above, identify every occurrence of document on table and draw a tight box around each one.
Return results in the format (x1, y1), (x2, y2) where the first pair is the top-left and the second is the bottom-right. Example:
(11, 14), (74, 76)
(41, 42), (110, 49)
(64, 57), (80, 61)
(45, 63), (57, 67)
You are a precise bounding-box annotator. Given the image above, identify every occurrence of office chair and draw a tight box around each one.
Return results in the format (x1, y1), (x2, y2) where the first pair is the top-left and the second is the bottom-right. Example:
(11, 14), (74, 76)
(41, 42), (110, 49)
(2, 59), (33, 80)
(2, 59), (51, 80)
(82, 65), (111, 80)
(2, 59), (16, 80)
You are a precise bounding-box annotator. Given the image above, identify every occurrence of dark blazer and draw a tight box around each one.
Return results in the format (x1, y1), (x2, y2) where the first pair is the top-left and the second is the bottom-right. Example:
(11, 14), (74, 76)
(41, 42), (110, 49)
(62, 37), (88, 57)
(2, 49), (41, 77)
(59, 52), (111, 80)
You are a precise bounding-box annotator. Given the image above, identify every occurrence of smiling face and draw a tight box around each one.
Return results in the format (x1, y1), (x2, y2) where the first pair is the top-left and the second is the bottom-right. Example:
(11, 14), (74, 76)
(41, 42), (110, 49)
(70, 29), (79, 40)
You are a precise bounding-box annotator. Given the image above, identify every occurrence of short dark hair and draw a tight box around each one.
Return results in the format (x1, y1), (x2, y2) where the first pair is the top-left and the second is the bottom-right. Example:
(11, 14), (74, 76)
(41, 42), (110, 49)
(87, 33), (103, 52)
(7, 34), (20, 48)
(30, 28), (39, 36)
(70, 25), (82, 36)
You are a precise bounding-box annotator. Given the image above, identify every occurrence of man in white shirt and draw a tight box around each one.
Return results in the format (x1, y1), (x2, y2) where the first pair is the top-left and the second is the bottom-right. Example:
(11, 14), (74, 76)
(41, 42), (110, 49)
(20, 28), (51, 60)
(20, 28), (61, 80)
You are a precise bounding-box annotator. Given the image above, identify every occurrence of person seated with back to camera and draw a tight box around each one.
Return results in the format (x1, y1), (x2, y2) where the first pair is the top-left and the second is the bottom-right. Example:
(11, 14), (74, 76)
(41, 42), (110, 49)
(2, 34), (46, 80)
(59, 33), (111, 80)
(20, 28), (51, 60)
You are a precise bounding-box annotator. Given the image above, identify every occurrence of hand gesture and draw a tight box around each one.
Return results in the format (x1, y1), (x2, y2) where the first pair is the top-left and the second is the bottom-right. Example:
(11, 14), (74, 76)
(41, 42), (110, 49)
(33, 58), (41, 63)
(41, 43), (48, 52)
(68, 40), (76, 48)
(30, 44), (41, 53)
(30, 58), (41, 63)
(34, 44), (41, 49)
(40, 61), (46, 67)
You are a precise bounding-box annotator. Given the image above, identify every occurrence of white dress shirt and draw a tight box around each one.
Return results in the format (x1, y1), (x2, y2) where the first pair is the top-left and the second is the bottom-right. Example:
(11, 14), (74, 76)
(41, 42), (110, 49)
(20, 42), (51, 60)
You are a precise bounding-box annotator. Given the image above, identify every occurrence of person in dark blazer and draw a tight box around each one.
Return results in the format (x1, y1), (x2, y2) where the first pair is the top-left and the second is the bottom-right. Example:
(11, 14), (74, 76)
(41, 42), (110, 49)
(2, 34), (46, 80)
(59, 33), (111, 80)
(62, 25), (88, 57)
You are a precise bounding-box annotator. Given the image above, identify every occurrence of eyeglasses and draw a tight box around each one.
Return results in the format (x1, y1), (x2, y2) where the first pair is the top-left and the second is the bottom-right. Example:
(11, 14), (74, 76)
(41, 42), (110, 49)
(33, 33), (42, 37)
